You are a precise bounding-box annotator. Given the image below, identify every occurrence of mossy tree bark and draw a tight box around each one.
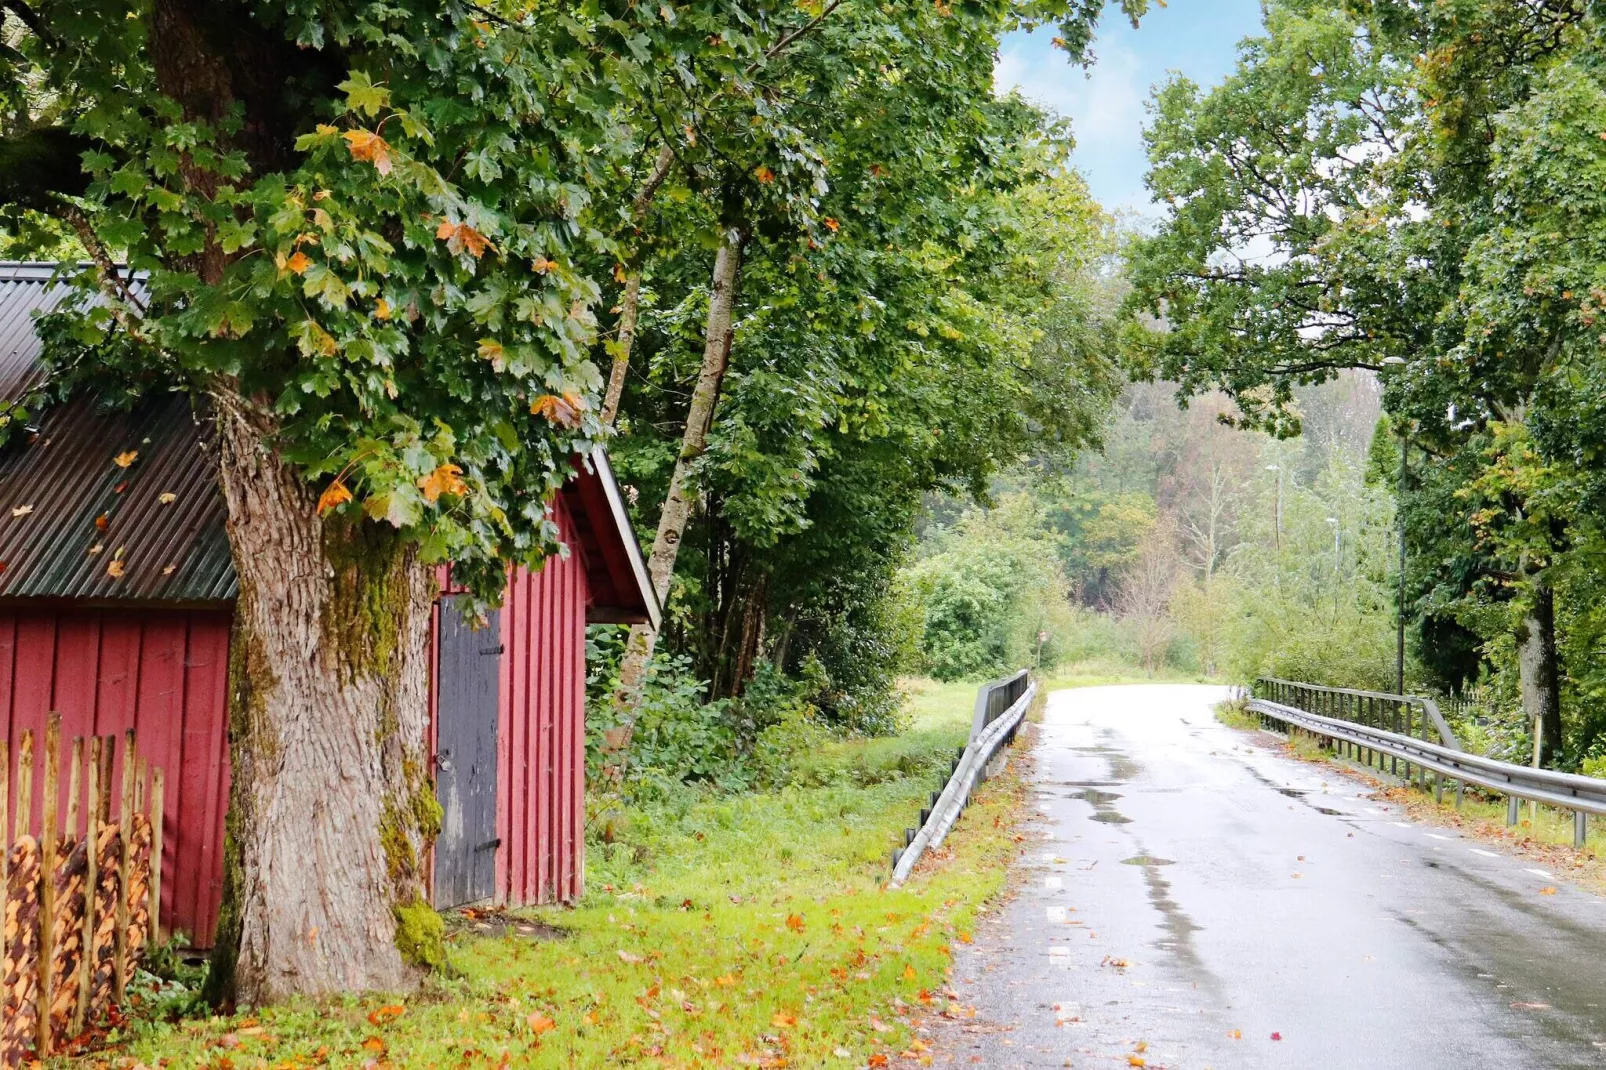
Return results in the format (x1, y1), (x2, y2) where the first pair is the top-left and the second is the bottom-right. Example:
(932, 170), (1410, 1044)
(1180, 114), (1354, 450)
(206, 393), (440, 1006)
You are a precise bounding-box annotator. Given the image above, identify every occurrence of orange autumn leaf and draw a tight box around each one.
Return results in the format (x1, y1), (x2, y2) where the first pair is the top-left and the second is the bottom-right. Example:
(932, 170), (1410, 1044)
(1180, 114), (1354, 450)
(785, 914), (804, 932)
(437, 220), (490, 258)
(113, 450), (138, 468)
(902, 963), (916, 981)
(374, 297), (392, 320)
(317, 480), (354, 515)
(1540, 886), (1558, 895)
(106, 559), (125, 579)
(530, 392), (585, 429)
(754, 165), (775, 184)
(94, 513), (109, 532)
(823, 217), (840, 232)
(343, 129), (394, 176)
(286, 251), (313, 275)
(526, 1013), (556, 1035)
(417, 463), (467, 504)
(361, 1036), (387, 1053)
(367, 1004), (405, 1026)
(531, 256), (557, 274)
(770, 1012), (796, 1028)
(868, 1057), (889, 1068)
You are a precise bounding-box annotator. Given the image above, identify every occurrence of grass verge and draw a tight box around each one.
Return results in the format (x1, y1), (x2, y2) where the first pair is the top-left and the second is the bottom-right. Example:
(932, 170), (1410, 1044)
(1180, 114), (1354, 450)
(102, 680), (1025, 1069)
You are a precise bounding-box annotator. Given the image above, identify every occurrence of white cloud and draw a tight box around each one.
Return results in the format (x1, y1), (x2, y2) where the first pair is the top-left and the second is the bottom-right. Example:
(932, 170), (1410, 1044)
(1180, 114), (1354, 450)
(995, 37), (1153, 214)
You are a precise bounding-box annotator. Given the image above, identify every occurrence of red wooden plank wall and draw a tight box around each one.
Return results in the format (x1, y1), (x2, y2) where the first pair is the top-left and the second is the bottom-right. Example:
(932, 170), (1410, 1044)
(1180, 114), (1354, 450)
(0, 606), (231, 946)
(495, 499), (589, 906)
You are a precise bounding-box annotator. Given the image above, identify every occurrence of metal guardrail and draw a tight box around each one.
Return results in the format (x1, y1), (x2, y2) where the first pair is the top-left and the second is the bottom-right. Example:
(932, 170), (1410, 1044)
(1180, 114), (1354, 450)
(1248, 677), (1606, 847)
(1256, 677), (1459, 749)
(890, 671), (1036, 887)
(971, 669), (1030, 744)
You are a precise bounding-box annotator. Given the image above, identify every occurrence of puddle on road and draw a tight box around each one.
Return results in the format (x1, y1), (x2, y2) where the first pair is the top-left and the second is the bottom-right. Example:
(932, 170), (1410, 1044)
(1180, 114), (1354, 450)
(1072, 789), (1123, 806)
(1315, 806), (1345, 816)
(1278, 788), (1308, 798)
(1091, 812), (1133, 824)
(1122, 855), (1174, 867)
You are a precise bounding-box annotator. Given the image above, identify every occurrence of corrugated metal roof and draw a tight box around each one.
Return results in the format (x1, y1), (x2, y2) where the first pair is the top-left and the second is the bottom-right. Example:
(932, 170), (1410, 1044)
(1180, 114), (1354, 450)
(0, 263), (235, 603)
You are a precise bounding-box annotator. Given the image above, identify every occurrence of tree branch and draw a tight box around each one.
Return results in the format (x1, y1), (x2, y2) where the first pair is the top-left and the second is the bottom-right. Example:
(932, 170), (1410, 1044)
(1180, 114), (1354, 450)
(1, 0), (58, 48)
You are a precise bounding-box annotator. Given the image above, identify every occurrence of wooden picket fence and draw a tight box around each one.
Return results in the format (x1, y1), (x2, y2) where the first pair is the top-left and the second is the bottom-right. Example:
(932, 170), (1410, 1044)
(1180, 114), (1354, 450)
(0, 713), (163, 1064)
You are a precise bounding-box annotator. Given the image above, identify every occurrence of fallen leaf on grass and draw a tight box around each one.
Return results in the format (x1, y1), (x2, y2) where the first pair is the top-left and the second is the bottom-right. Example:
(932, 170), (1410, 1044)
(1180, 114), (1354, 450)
(771, 1012), (796, 1028)
(617, 949), (643, 964)
(527, 1013), (556, 1034)
(367, 1005), (405, 1026)
(361, 1036), (386, 1053)
(786, 913), (805, 932)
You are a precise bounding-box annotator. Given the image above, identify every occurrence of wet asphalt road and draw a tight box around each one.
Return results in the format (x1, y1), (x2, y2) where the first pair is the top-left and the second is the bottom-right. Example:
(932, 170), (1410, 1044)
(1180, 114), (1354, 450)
(942, 684), (1606, 1069)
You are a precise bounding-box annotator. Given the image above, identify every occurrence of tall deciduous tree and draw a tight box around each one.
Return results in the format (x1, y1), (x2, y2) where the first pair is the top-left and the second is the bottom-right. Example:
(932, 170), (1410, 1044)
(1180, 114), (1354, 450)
(0, 0), (790, 1003)
(1125, 0), (1593, 761)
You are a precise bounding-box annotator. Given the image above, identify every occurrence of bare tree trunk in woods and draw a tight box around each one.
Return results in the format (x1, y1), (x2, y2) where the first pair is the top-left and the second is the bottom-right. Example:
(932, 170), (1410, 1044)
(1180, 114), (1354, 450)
(731, 574), (769, 698)
(206, 393), (439, 1006)
(603, 230), (745, 767)
(601, 145), (676, 428)
(601, 271), (641, 426)
(1517, 582), (1563, 765)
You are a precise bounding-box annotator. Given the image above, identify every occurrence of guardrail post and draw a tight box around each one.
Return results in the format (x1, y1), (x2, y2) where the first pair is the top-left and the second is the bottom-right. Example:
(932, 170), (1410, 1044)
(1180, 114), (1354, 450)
(1507, 796), (1520, 826)
(1575, 811), (1588, 848)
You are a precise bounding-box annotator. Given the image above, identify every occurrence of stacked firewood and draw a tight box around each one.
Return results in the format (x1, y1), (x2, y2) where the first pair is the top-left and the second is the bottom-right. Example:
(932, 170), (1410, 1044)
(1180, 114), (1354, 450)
(0, 717), (162, 1064)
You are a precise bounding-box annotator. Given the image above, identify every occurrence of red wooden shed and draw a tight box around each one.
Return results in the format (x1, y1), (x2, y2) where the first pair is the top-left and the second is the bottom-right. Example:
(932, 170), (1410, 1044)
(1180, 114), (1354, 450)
(0, 263), (658, 945)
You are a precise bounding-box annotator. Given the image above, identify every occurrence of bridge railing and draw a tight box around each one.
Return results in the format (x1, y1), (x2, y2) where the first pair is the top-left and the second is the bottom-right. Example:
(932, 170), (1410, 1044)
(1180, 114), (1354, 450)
(890, 670), (1036, 887)
(1247, 677), (1606, 847)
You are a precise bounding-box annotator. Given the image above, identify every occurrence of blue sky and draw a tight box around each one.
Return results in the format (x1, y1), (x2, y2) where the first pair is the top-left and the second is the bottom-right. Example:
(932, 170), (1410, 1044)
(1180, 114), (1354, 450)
(996, 1), (1265, 215)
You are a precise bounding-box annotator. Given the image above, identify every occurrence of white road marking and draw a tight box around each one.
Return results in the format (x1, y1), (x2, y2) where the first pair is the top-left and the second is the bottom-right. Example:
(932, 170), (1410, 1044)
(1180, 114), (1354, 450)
(1526, 868), (1554, 879)
(1045, 876), (1063, 890)
(1393, 822), (1413, 829)
(1046, 906), (1066, 923)
(1469, 848), (1499, 858)
(1048, 946), (1070, 958)
(1426, 833), (1453, 841)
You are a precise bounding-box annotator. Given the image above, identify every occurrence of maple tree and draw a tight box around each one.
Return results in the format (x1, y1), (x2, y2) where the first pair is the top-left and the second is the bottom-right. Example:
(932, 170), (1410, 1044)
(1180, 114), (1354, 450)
(0, 0), (1148, 1007)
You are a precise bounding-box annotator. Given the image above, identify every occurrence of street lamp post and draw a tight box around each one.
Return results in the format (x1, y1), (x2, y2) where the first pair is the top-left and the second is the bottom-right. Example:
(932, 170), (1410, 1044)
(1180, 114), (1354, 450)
(1266, 464), (1282, 553)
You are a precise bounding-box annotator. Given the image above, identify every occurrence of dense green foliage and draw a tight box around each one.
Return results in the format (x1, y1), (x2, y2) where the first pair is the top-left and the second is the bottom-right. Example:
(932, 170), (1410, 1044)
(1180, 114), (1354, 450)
(1119, 0), (1606, 769)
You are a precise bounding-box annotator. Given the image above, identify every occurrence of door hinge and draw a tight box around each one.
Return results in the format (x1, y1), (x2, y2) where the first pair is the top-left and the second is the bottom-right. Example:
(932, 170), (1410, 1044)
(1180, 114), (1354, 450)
(474, 838), (502, 853)
(480, 644), (505, 656)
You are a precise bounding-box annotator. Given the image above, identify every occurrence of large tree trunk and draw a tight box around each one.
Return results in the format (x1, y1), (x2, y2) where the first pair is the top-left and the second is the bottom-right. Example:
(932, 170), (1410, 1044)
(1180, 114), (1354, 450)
(206, 394), (439, 1006)
(603, 229), (744, 768)
(1517, 582), (1563, 765)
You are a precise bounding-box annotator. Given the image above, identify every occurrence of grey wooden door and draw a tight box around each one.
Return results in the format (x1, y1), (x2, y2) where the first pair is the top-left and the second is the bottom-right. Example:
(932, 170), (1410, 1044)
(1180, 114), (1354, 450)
(433, 596), (501, 909)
